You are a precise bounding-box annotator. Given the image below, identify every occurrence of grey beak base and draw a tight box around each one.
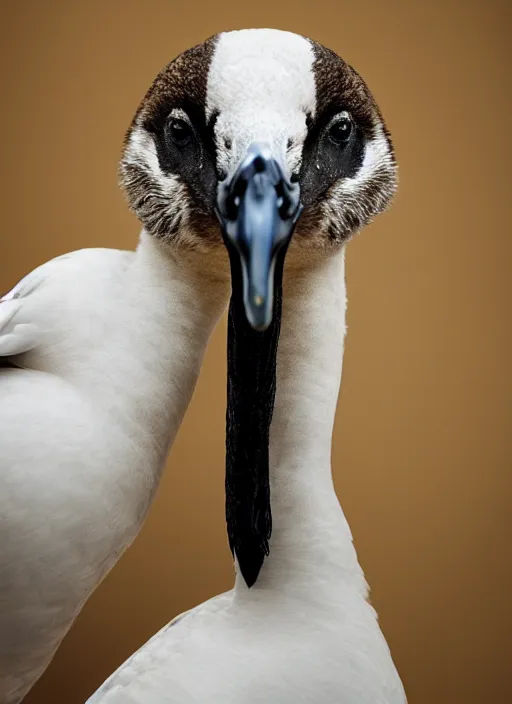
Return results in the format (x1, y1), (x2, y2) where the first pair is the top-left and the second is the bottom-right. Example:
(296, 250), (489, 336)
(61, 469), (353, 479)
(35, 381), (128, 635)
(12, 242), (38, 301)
(215, 143), (302, 331)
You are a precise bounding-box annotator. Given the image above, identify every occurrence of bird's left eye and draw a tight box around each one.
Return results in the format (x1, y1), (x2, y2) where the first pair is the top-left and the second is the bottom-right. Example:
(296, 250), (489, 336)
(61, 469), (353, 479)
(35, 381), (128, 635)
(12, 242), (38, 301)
(328, 114), (353, 146)
(167, 117), (194, 146)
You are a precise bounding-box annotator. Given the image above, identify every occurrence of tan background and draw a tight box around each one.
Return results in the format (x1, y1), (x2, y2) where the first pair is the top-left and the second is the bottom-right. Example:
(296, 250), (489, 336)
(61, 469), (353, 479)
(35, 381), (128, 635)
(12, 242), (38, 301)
(1, 1), (510, 702)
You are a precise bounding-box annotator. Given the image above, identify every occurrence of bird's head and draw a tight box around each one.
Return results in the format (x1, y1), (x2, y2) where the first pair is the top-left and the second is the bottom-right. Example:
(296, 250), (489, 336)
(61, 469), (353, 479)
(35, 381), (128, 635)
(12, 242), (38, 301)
(120, 28), (396, 330)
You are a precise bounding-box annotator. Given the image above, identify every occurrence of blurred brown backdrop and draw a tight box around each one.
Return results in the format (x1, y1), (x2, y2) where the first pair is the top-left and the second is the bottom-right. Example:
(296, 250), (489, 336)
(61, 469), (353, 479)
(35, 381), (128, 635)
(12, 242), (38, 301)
(1, 1), (510, 702)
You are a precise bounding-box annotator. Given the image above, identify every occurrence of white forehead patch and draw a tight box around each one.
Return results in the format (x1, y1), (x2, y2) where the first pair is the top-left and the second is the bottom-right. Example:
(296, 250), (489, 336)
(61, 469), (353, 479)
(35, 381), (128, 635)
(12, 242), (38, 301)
(206, 29), (316, 176)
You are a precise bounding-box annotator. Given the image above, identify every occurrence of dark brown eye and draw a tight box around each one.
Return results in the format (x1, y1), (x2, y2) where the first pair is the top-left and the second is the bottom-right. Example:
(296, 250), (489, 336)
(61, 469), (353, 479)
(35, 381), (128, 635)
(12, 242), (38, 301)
(328, 115), (352, 145)
(167, 117), (193, 146)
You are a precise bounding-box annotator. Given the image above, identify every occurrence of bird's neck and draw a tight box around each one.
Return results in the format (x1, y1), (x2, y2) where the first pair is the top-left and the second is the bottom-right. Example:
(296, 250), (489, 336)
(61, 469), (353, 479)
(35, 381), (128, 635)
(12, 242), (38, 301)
(92, 231), (230, 467)
(234, 246), (367, 599)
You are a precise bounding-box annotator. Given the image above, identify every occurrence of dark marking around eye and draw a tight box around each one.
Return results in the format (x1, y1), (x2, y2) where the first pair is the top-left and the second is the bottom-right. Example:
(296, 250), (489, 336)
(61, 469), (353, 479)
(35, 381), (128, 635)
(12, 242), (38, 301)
(148, 101), (219, 216)
(224, 137), (232, 150)
(286, 138), (293, 150)
(127, 37), (220, 222)
(298, 39), (382, 210)
(299, 120), (364, 209)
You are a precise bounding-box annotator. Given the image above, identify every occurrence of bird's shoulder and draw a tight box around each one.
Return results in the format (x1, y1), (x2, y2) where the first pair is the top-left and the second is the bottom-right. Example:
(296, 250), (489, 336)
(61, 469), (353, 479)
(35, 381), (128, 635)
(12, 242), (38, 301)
(87, 591), (234, 703)
(2, 248), (134, 302)
(0, 248), (134, 359)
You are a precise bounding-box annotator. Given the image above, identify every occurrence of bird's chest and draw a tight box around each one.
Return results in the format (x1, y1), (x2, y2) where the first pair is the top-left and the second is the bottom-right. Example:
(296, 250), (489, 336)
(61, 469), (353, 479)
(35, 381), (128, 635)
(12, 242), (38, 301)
(139, 600), (403, 704)
(1, 378), (164, 575)
(63, 414), (164, 552)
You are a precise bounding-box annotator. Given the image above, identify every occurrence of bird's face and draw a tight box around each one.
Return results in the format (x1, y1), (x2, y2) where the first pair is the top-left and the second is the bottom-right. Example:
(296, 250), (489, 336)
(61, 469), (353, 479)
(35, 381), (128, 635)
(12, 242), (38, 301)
(121, 30), (398, 586)
(121, 28), (397, 328)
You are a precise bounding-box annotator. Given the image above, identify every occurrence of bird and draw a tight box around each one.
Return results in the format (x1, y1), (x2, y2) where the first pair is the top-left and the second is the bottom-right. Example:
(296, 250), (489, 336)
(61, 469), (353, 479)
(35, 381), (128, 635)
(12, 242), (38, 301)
(0, 75), (238, 704)
(84, 27), (407, 704)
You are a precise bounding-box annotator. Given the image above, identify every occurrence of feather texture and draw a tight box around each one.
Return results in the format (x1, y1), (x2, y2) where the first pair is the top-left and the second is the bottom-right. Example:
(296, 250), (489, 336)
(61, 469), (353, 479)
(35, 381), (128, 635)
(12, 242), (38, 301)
(0, 236), (229, 703)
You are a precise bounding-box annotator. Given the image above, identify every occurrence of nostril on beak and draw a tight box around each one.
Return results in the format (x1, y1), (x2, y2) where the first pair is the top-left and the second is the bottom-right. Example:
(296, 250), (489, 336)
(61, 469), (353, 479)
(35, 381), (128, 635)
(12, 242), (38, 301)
(253, 155), (267, 173)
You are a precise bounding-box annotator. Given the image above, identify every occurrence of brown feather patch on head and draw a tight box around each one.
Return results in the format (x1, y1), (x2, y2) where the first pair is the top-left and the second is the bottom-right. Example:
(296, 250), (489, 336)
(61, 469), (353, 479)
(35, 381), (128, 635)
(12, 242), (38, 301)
(293, 38), (397, 249)
(119, 35), (221, 249)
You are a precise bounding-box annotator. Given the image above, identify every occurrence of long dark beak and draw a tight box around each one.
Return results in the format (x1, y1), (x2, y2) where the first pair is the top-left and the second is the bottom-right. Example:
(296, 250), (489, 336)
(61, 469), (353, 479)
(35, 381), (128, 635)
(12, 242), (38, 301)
(215, 143), (302, 331)
(215, 145), (302, 588)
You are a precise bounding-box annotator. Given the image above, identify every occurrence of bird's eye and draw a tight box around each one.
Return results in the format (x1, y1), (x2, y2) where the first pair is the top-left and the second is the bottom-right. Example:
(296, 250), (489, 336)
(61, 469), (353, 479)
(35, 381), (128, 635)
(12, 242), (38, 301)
(328, 114), (353, 146)
(167, 117), (193, 146)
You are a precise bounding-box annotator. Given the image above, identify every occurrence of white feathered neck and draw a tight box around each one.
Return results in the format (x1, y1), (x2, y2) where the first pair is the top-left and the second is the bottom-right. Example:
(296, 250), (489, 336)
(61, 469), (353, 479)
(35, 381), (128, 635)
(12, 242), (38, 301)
(233, 245), (368, 600)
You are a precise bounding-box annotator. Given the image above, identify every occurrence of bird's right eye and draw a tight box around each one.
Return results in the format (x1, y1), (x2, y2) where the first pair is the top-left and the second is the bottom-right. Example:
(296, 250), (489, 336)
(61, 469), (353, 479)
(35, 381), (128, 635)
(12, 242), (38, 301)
(167, 117), (194, 147)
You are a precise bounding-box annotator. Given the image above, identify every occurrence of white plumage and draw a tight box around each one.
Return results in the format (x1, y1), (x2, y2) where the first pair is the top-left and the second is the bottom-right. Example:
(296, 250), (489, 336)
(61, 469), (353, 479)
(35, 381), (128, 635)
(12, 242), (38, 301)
(0, 236), (229, 702)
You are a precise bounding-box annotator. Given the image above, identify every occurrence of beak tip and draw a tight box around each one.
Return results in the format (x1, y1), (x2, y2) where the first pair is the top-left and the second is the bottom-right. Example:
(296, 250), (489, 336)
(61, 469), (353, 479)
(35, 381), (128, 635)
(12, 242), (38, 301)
(251, 322), (270, 333)
(245, 301), (272, 332)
